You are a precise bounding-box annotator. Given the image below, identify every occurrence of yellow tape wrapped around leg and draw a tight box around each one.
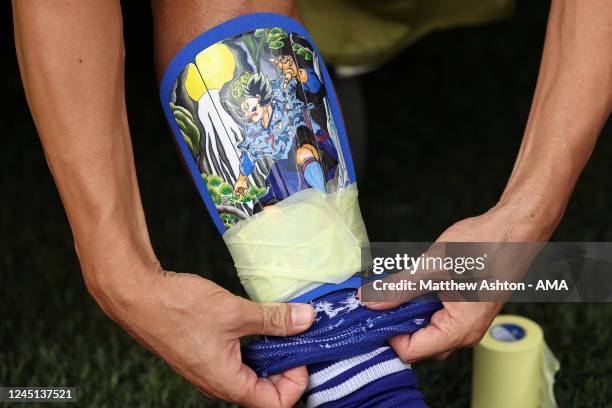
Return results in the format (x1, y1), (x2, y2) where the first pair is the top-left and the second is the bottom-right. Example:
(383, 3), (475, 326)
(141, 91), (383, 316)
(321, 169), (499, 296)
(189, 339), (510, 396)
(223, 183), (368, 302)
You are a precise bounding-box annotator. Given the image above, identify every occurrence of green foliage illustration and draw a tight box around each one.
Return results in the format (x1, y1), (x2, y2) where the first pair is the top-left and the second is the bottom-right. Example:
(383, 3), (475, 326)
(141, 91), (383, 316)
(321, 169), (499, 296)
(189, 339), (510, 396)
(202, 173), (267, 226)
(202, 173), (267, 227)
(170, 103), (200, 157)
(266, 27), (288, 50)
(292, 43), (313, 61)
(220, 213), (238, 229)
(240, 27), (289, 72)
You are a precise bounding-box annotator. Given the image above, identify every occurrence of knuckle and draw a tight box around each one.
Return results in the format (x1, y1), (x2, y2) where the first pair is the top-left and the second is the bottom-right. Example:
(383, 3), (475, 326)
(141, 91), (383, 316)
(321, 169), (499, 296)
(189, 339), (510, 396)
(464, 333), (485, 348)
(262, 304), (288, 336)
(435, 352), (451, 361)
(394, 348), (412, 363)
(448, 335), (463, 349)
(430, 312), (446, 327)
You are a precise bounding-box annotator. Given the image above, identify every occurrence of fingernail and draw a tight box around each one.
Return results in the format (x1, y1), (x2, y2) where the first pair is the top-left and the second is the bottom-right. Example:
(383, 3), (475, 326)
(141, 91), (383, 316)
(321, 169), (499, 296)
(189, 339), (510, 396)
(291, 304), (313, 328)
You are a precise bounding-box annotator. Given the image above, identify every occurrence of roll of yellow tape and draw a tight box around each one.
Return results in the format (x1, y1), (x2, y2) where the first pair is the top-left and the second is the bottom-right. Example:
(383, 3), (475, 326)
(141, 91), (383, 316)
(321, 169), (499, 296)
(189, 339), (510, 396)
(471, 315), (560, 408)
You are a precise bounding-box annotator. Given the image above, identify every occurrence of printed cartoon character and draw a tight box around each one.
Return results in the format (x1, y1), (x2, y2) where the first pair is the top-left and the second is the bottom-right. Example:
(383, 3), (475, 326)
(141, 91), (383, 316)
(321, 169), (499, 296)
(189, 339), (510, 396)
(273, 53), (342, 194)
(224, 55), (338, 204)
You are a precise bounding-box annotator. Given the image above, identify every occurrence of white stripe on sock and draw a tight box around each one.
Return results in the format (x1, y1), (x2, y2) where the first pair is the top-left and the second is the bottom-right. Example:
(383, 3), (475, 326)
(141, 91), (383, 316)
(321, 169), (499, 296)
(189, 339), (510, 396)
(307, 357), (412, 408)
(307, 347), (390, 391)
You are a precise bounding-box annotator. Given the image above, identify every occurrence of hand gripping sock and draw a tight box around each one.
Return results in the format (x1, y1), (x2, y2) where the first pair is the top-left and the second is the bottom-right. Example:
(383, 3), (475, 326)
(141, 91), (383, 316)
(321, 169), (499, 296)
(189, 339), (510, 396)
(160, 13), (442, 407)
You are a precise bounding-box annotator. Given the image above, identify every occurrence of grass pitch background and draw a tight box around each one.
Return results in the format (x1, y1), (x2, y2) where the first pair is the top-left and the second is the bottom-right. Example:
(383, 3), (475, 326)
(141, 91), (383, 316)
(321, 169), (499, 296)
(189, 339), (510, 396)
(1, 1), (610, 406)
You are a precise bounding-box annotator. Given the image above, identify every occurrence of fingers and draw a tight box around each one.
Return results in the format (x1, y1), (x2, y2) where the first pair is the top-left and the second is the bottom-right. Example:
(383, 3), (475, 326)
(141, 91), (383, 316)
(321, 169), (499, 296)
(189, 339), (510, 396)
(268, 366), (310, 406)
(238, 298), (315, 337)
(357, 283), (405, 310)
(236, 364), (308, 408)
(433, 351), (453, 361)
(388, 308), (461, 363)
(359, 297), (404, 311)
(357, 269), (428, 310)
(358, 246), (452, 310)
(388, 302), (501, 363)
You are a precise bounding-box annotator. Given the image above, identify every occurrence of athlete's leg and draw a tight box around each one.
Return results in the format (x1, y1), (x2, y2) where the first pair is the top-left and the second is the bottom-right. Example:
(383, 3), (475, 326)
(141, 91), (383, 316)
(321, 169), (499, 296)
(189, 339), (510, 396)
(152, 0), (299, 79)
(153, 4), (441, 407)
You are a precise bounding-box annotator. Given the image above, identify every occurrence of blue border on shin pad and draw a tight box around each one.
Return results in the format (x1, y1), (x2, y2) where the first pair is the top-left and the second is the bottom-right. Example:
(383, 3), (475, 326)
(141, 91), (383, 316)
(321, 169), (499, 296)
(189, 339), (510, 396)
(159, 13), (357, 235)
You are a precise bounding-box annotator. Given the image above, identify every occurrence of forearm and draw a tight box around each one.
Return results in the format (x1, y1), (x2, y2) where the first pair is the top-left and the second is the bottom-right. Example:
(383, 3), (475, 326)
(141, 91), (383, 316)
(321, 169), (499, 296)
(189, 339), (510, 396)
(498, 0), (612, 238)
(12, 0), (156, 300)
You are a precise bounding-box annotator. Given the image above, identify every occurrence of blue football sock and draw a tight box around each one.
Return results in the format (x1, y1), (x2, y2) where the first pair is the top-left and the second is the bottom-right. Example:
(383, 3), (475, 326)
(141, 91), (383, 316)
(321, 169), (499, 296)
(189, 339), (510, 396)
(303, 157), (327, 192)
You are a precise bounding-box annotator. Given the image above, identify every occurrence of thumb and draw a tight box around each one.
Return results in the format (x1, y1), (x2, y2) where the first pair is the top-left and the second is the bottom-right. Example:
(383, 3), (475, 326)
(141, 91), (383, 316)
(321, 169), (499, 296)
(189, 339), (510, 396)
(357, 269), (426, 310)
(389, 308), (460, 363)
(239, 299), (315, 337)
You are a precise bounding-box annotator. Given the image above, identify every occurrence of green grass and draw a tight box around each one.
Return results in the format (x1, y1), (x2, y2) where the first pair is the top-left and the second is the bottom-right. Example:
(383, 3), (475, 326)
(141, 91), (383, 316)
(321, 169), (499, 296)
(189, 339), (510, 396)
(1, 0), (611, 407)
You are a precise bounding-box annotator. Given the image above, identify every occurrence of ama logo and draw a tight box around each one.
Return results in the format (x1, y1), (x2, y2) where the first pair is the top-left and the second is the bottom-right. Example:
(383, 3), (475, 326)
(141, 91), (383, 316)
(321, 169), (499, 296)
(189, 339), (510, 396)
(535, 280), (569, 290)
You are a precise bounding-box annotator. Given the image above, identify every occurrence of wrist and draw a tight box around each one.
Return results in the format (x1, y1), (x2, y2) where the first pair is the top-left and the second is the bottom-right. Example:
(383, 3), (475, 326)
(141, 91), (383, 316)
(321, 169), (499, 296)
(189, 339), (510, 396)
(75, 231), (159, 317)
(494, 151), (578, 241)
(493, 188), (567, 242)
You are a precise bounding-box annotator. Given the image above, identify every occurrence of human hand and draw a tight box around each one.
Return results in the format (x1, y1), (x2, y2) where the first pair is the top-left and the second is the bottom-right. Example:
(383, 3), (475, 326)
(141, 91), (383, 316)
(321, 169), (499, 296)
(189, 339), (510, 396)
(93, 266), (315, 408)
(361, 204), (549, 361)
(368, 299), (503, 362)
